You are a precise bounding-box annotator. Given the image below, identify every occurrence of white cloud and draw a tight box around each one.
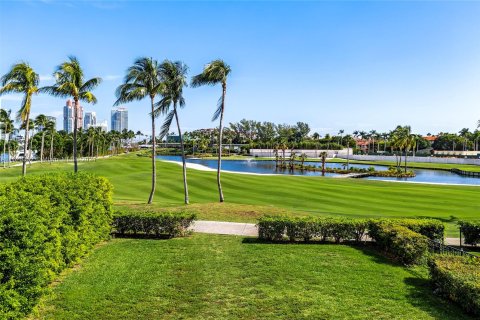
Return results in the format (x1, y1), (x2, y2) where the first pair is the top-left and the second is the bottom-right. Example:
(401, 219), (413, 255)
(39, 74), (54, 81)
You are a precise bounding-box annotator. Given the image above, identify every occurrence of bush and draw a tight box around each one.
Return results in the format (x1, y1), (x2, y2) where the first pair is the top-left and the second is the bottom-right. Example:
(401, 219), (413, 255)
(459, 221), (480, 246)
(369, 218), (444, 241)
(368, 221), (428, 265)
(258, 216), (368, 243)
(0, 173), (113, 319)
(429, 255), (480, 315)
(113, 211), (196, 238)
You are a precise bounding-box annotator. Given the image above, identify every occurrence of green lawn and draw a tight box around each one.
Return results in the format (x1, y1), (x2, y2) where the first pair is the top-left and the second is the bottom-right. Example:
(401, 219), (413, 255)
(32, 234), (472, 319)
(1, 154), (479, 237)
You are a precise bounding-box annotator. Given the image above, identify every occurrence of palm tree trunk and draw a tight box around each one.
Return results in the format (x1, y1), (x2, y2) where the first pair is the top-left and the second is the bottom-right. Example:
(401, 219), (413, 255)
(147, 96), (156, 204)
(174, 105), (189, 204)
(404, 148), (408, 173)
(40, 131), (45, 162)
(22, 110), (30, 176)
(73, 98), (79, 173)
(50, 133), (54, 163)
(2, 136), (6, 169)
(217, 83), (226, 202)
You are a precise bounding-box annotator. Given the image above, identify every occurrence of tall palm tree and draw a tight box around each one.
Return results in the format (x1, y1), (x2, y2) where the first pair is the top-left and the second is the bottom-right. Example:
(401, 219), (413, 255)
(191, 60), (231, 202)
(0, 108), (11, 168)
(41, 56), (101, 173)
(0, 62), (39, 176)
(45, 120), (56, 162)
(34, 114), (49, 162)
(3, 119), (14, 167)
(20, 119), (34, 165)
(155, 60), (190, 204)
(115, 57), (163, 204)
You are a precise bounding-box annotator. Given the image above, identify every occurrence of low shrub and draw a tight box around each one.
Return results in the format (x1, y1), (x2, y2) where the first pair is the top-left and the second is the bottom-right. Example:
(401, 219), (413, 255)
(258, 216), (368, 243)
(0, 173), (113, 319)
(459, 221), (480, 246)
(369, 218), (444, 241)
(113, 211), (196, 238)
(368, 221), (428, 265)
(429, 255), (480, 315)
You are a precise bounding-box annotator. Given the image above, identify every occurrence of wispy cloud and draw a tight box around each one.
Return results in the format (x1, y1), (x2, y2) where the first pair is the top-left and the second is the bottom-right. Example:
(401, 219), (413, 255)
(39, 74), (54, 81)
(103, 75), (121, 81)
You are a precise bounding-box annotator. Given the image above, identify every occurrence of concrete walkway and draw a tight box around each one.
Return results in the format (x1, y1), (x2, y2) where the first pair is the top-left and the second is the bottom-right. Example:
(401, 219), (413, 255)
(189, 220), (258, 236)
(189, 220), (463, 246)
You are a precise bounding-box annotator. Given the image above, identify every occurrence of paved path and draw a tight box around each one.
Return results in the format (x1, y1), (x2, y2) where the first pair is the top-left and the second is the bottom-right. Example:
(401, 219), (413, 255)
(189, 220), (463, 246)
(189, 220), (258, 236)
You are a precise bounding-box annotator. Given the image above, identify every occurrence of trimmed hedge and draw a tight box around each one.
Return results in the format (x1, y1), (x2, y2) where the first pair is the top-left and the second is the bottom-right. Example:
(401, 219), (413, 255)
(369, 218), (444, 241)
(258, 216), (436, 265)
(258, 216), (368, 243)
(112, 211), (196, 238)
(0, 173), (113, 319)
(429, 255), (480, 315)
(459, 221), (480, 246)
(368, 221), (428, 265)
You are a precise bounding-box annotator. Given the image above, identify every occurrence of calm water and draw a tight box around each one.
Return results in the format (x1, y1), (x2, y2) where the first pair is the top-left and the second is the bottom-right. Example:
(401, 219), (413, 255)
(158, 156), (480, 186)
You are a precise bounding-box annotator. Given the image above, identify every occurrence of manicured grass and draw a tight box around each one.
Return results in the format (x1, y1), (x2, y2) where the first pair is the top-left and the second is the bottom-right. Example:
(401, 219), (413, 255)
(1, 154), (478, 237)
(33, 234), (472, 319)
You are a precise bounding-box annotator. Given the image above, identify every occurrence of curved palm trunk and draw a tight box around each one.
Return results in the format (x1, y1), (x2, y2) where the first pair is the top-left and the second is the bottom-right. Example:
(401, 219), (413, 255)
(216, 83), (227, 202)
(147, 96), (156, 204)
(40, 131), (45, 162)
(22, 108), (30, 176)
(73, 98), (79, 173)
(173, 104), (189, 204)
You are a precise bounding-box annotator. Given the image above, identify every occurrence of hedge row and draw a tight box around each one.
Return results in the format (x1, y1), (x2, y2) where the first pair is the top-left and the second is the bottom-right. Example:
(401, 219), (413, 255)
(258, 216), (368, 243)
(368, 221), (428, 265)
(258, 216), (442, 265)
(429, 255), (480, 315)
(0, 173), (113, 319)
(112, 211), (196, 238)
(459, 221), (480, 246)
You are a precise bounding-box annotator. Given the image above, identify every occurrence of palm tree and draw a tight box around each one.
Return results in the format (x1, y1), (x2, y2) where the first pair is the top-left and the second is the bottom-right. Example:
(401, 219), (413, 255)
(320, 151), (327, 176)
(34, 114), (49, 162)
(191, 60), (231, 203)
(41, 56), (101, 173)
(155, 60), (190, 204)
(338, 129), (344, 145)
(0, 62), (39, 176)
(20, 119), (34, 165)
(0, 108), (11, 168)
(45, 120), (56, 162)
(115, 57), (163, 204)
(3, 119), (14, 167)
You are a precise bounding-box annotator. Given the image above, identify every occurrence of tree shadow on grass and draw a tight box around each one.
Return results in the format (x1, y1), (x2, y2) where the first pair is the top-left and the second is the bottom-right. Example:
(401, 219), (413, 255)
(111, 233), (173, 240)
(403, 276), (474, 320)
(241, 237), (474, 319)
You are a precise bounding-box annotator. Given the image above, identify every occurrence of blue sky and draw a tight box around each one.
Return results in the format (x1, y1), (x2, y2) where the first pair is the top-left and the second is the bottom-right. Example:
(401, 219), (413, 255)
(1, 0), (479, 136)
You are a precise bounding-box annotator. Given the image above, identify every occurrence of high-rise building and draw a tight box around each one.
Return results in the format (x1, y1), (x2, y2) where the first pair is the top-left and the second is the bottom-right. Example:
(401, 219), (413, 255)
(84, 111), (97, 129)
(111, 107), (128, 132)
(92, 120), (108, 132)
(63, 99), (83, 133)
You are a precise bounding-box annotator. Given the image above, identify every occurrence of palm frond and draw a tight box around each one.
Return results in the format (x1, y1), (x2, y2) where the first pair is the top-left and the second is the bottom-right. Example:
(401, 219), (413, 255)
(159, 110), (175, 139)
(153, 96), (172, 118)
(80, 91), (97, 104)
(212, 96), (223, 121)
(81, 77), (102, 92)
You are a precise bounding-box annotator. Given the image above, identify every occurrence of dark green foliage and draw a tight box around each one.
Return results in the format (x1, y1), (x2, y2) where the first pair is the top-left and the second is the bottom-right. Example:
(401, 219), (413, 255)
(112, 211), (196, 238)
(429, 255), (480, 315)
(459, 221), (480, 246)
(257, 216), (368, 243)
(368, 221), (428, 265)
(369, 218), (444, 241)
(0, 173), (113, 319)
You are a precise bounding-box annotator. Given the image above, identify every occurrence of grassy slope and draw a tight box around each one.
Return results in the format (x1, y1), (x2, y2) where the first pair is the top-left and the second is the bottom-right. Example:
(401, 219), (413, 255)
(1, 155), (478, 236)
(33, 234), (472, 320)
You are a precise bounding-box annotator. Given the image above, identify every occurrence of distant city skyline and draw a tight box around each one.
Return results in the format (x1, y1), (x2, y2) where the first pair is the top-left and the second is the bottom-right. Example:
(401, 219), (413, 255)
(1, 1), (480, 136)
